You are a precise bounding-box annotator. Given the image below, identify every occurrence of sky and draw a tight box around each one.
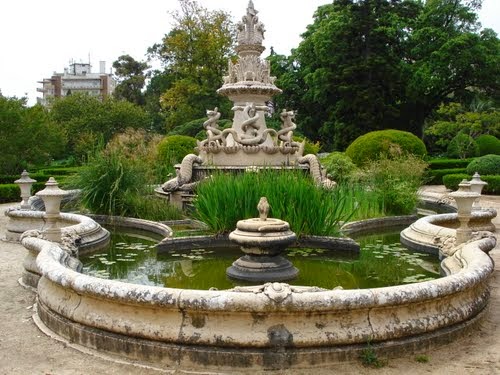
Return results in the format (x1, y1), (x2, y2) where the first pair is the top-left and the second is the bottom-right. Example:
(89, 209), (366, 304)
(0, 0), (499, 106)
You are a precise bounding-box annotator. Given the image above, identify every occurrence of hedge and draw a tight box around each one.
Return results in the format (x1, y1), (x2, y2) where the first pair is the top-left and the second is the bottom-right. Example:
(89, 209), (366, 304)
(425, 168), (467, 185)
(39, 167), (81, 176)
(0, 182), (46, 203)
(0, 173), (47, 185)
(427, 158), (474, 170)
(443, 174), (500, 195)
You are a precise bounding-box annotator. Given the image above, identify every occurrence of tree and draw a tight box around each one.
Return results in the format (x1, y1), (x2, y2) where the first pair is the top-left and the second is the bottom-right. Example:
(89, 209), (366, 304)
(424, 102), (500, 154)
(112, 54), (150, 106)
(147, 0), (235, 131)
(50, 93), (151, 160)
(275, 0), (422, 150)
(0, 95), (66, 174)
(404, 0), (500, 134)
(272, 0), (499, 151)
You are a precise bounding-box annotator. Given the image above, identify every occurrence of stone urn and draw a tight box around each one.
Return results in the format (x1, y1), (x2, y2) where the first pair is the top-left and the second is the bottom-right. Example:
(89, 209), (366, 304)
(227, 197), (298, 282)
(449, 180), (480, 244)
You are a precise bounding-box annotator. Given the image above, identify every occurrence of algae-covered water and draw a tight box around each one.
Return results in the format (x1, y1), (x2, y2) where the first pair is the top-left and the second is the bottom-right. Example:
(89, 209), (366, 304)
(80, 228), (440, 290)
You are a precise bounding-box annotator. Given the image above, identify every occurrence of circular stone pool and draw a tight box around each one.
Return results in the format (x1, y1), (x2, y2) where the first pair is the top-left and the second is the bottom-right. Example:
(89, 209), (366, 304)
(26, 213), (495, 371)
(80, 228), (440, 290)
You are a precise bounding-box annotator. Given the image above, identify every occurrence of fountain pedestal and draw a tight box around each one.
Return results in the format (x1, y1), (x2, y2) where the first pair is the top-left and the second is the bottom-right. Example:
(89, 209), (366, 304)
(227, 200), (298, 282)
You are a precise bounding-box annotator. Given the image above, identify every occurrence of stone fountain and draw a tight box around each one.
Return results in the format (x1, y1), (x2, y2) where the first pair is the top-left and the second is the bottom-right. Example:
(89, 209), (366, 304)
(227, 197), (298, 282)
(12, 1), (498, 371)
(161, 1), (334, 205)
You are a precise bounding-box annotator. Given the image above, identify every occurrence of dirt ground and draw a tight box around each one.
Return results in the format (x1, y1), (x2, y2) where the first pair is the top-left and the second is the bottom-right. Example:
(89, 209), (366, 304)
(1, 188), (499, 375)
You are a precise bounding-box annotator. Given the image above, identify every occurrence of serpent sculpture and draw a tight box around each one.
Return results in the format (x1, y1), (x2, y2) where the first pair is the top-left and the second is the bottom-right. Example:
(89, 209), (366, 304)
(298, 154), (337, 189)
(277, 109), (300, 147)
(162, 154), (202, 192)
(201, 108), (224, 147)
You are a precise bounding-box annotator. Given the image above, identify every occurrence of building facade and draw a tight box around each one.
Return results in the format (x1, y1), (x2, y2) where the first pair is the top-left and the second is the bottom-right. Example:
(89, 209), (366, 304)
(37, 61), (116, 106)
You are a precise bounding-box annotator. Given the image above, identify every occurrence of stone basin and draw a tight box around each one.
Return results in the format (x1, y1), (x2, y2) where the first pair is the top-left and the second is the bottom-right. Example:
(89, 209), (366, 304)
(20, 214), (497, 372)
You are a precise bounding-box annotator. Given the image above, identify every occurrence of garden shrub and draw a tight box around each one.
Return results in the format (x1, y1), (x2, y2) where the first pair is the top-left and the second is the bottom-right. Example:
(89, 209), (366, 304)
(72, 131), (182, 219)
(446, 132), (479, 159)
(294, 136), (320, 155)
(320, 152), (358, 182)
(425, 168), (467, 185)
(345, 130), (427, 166)
(157, 135), (197, 165)
(466, 154), (500, 175)
(476, 134), (500, 156)
(355, 154), (428, 215)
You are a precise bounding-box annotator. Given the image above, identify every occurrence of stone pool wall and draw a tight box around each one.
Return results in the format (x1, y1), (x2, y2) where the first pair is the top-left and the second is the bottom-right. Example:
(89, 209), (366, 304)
(24, 222), (496, 371)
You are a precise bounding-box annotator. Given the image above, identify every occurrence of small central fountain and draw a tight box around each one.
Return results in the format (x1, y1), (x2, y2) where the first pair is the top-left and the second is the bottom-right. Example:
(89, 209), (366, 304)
(227, 197), (298, 282)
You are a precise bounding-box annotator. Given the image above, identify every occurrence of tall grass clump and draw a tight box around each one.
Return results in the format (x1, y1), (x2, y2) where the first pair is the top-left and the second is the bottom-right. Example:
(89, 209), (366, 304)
(71, 129), (183, 220)
(335, 182), (385, 221)
(193, 170), (356, 237)
(354, 153), (428, 215)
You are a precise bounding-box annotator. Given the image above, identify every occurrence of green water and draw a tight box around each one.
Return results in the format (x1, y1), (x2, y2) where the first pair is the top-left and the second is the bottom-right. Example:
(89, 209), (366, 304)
(80, 229), (440, 290)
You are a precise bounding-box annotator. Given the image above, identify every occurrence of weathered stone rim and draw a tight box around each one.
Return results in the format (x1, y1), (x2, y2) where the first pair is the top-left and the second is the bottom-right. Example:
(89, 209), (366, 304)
(23, 213), (496, 369)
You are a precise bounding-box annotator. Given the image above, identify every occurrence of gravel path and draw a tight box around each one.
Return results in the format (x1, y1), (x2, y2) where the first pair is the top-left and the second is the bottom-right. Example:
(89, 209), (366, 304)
(1, 188), (499, 374)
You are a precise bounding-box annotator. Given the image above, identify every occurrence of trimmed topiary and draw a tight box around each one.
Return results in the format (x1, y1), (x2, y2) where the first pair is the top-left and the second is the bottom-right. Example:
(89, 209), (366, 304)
(446, 133), (479, 159)
(320, 152), (358, 182)
(476, 134), (500, 156)
(345, 130), (426, 166)
(466, 154), (500, 176)
(157, 135), (197, 165)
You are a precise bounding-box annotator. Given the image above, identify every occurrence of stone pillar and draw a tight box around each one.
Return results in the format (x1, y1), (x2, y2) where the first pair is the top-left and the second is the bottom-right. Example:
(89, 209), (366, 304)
(14, 170), (37, 210)
(449, 180), (480, 244)
(469, 172), (488, 210)
(35, 177), (66, 242)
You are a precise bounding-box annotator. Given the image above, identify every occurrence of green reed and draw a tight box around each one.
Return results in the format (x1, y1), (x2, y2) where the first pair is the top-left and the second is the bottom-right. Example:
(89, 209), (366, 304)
(193, 170), (360, 237)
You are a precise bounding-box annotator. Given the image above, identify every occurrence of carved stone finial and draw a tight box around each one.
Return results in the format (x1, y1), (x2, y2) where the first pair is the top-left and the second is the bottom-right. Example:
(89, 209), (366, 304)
(257, 197), (269, 221)
(236, 0), (265, 47)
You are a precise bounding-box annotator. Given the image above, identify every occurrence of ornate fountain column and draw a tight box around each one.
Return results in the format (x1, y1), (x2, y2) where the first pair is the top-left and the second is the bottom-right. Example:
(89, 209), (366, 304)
(197, 1), (302, 166)
(160, 1), (335, 196)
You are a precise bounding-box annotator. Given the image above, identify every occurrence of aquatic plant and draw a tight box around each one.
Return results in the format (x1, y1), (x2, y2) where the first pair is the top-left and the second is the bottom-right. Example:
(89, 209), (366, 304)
(194, 170), (357, 236)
